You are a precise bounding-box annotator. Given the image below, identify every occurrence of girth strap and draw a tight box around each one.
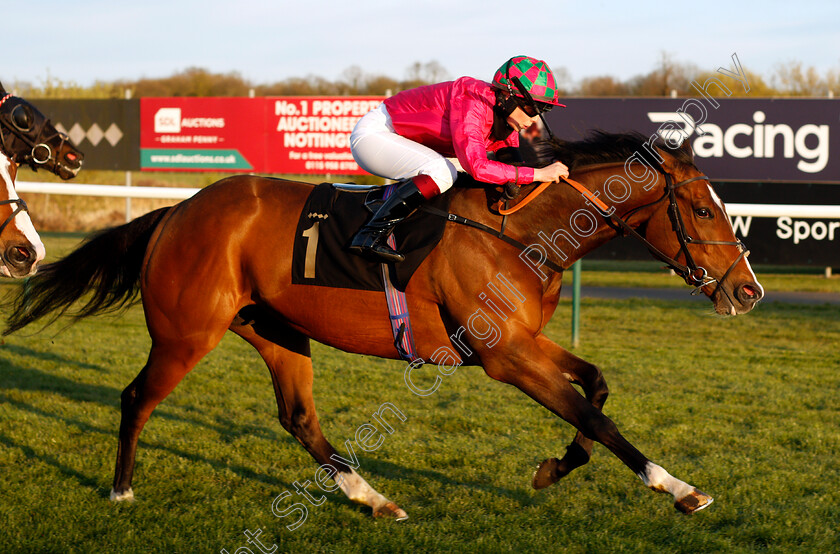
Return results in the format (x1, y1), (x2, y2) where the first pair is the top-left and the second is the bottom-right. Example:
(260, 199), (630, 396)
(420, 205), (566, 274)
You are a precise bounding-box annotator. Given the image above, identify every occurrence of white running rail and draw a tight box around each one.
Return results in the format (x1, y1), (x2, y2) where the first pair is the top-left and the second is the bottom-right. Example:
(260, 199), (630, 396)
(14, 181), (840, 218)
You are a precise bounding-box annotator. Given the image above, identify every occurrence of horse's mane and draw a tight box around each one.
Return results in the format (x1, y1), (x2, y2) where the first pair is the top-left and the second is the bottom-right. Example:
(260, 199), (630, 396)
(534, 130), (696, 171)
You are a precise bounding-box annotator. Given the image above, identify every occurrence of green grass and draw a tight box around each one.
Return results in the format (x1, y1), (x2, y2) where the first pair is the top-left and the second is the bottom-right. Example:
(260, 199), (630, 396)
(0, 236), (839, 553)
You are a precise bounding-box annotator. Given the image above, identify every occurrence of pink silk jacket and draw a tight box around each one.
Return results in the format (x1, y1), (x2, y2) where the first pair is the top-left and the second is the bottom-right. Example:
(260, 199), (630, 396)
(382, 77), (535, 185)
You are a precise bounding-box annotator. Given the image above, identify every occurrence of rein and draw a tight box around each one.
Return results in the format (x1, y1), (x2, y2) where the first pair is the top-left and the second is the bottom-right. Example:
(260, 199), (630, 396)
(493, 177), (611, 216)
(424, 170), (749, 304)
(493, 181), (551, 215)
(591, 173), (748, 302)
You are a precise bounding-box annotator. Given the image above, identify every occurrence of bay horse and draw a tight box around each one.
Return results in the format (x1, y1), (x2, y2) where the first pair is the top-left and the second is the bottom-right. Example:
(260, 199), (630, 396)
(3, 132), (763, 519)
(0, 82), (84, 277)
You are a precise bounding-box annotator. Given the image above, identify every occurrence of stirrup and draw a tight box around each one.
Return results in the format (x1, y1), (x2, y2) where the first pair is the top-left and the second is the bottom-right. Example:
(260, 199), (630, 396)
(349, 231), (405, 263)
(364, 243), (405, 264)
(348, 178), (429, 263)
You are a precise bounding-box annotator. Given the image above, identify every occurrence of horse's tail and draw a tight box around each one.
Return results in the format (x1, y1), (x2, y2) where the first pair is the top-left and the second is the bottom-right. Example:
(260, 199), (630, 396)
(3, 206), (172, 335)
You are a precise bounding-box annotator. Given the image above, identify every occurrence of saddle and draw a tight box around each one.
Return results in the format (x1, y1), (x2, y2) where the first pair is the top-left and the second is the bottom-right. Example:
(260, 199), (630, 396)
(291, 182), (448, 292)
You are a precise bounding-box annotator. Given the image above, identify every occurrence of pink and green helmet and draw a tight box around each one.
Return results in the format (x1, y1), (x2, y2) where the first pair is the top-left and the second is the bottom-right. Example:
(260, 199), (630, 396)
(492, 55), (566, 107)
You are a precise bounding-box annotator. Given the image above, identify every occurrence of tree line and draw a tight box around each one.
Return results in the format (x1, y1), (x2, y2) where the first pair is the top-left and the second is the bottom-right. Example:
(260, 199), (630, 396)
(10, 55), (839, 99)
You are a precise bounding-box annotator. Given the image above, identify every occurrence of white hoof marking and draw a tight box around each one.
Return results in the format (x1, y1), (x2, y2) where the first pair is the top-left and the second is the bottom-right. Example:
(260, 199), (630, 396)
(110, 488), (135, 502)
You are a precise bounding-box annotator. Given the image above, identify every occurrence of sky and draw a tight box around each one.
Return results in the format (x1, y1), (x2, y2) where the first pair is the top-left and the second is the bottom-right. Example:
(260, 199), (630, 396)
(5, 0), (839, 89)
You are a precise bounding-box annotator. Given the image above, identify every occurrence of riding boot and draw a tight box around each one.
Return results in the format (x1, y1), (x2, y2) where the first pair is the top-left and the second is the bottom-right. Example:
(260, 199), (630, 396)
(349, 176), (430, 263)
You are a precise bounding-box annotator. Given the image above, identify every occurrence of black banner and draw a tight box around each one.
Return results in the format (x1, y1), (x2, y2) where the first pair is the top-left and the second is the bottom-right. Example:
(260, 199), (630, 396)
(35, 99), (140, 170)
(547, 98), (838, 184)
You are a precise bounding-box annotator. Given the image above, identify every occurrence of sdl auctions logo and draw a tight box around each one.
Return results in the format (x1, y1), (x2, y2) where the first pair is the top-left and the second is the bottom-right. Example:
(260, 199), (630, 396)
(155, 108), (181, 133)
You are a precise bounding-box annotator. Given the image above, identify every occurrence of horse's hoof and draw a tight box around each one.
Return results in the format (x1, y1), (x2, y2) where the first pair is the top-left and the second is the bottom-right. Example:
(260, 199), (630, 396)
(674, 488), (713, 514)
(110, 487), (135, 502)
(532, 458), (562, 490)
(373, 501), (408, 521)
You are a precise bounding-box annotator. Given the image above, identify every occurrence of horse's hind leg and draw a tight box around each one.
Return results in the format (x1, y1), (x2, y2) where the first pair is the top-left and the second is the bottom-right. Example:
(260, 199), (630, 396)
(532, 334), (609, 489)
(111, 339), (220, 501)
(230, 316), (408, 520)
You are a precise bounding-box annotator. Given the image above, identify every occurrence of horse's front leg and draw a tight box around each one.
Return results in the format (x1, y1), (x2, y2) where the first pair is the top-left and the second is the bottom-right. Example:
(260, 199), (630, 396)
(481, 328), (713, 514)
(531, 333), (608, 489)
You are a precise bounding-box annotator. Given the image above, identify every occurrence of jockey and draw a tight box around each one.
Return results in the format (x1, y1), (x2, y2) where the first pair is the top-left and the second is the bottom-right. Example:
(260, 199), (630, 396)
(348, 55), (570, 263)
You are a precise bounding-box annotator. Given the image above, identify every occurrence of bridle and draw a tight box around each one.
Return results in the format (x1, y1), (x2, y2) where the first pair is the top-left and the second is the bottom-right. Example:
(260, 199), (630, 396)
(425, 168), (747, 305)
(0, 93), (70, 173)
(424, 159), (751, 309)
(594, 171), (749, 308)
(0, 94), (34, 244)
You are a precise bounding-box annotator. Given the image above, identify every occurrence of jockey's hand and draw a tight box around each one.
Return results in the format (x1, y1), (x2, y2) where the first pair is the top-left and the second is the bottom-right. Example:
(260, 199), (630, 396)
(534, 161), (569, 183)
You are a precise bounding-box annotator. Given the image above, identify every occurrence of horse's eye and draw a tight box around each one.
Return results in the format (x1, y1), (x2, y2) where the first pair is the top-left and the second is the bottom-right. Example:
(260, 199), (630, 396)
(694, 207), (713, 219)
(11, 105), (33, 132)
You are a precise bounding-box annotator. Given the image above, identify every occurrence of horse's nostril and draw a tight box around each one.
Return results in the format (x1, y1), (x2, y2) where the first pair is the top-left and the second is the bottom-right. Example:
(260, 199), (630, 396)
(739, 284), (763, 303)
(6, 245), (33, 265)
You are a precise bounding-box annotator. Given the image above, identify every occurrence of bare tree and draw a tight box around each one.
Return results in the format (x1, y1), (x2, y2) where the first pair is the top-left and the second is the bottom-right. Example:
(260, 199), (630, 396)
(624, 52), (700, 96)
(421, 61), (450, 83)
(340, 65), (367, 94)
(33, 56), (840, 99)
(578, 75), (629, 96)
(404, 62), (423, 83)
(402, 60), (450, 88)
(771, 61), (833, 96)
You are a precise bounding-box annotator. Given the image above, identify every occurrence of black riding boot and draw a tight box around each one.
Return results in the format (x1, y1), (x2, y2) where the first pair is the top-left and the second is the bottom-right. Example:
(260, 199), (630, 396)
(349, 177), (428, 263)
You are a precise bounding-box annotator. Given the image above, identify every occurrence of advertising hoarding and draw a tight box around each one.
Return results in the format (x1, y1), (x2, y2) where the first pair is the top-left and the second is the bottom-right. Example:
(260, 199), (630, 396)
(140, 97), (264, 171)
(266, 97), (383, 174)
(139, 96), (384, 174)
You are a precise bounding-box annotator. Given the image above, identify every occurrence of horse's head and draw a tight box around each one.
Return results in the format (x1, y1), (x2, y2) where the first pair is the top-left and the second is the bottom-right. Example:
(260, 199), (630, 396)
(0, 82), (84, 180)
(537, 131), (763, 316)
(0, 83), (84, 277)
(643, 139), (764, 315)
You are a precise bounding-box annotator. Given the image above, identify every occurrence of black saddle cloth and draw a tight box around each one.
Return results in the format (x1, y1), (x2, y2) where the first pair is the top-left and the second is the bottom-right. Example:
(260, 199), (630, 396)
(291, 183), (449, 292)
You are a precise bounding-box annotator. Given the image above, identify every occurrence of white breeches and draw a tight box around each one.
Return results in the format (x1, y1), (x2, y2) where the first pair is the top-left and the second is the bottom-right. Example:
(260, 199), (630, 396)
(350, 104), (458, 194)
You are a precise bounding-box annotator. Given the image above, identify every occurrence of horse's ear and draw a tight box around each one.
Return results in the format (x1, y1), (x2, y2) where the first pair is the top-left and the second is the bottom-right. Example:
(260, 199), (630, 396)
(0, 81), (5, 94)
(680, 136), (695, 162)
